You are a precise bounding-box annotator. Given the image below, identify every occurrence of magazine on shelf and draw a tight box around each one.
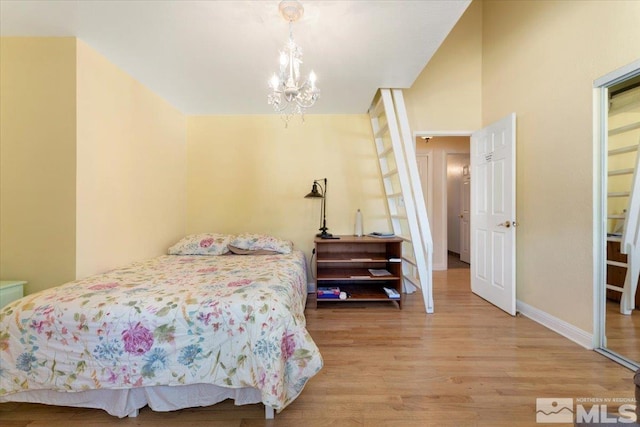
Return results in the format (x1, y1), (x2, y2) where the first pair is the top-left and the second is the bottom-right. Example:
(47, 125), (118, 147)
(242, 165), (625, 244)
(368, 232), (395, 238)
(368, 268), (392, 277)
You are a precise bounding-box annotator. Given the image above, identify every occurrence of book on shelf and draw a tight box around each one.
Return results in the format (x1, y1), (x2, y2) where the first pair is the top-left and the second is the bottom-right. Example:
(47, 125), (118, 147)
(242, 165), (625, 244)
(383, 287), (401, 300)
(368, 268), (392, 277)
(317, 286), (340, 298)
(368, 231), (395, 238)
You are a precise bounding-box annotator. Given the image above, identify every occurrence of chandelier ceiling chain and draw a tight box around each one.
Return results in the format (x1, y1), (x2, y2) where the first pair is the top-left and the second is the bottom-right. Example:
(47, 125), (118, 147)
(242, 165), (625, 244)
(268, 0), (319, 126)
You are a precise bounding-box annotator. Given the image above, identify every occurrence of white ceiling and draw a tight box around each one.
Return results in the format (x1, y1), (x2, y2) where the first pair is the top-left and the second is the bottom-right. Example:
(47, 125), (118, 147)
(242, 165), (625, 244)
(0, 0), (470, 115)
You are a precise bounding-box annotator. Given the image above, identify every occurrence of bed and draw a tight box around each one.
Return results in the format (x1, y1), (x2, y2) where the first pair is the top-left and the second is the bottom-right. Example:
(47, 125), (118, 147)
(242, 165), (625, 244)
(0, 233), (323, 418)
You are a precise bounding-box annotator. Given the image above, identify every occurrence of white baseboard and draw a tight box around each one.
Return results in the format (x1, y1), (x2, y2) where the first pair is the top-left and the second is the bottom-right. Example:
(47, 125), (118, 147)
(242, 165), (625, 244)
(516, 300), (594, 350)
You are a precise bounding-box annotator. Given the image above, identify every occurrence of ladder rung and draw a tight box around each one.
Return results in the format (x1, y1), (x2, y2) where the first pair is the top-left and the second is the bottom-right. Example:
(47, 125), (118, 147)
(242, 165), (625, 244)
(606, 284), (624, 292)
(390, 214), (407, 220)
(608, 214), (625, 219)
(608, 168), (634, 176)
(386, 191), (402, 199)
(370, 95), (385, 117)
(403, 255), (417, 267)
(607, 260), (628, 268)
(382, 169), (398, 179)
(608, 145), (639, 156)
(403, 274), (420, 288)
(608, 191), (630, 197)
(609, 121), (640, 137)
(374, 123), (389, 139)
(378, 146), (393, 158)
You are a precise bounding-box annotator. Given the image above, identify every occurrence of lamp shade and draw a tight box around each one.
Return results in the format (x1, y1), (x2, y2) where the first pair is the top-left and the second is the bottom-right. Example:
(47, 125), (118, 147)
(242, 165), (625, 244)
(304, 182), (323, 198)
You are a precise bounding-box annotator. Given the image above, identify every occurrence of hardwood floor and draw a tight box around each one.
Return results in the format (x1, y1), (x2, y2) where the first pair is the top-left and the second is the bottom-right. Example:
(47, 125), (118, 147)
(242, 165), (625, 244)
(605, 299), (640, 363)
(447, 251), (470, 269)
(1, 268), (637, 426)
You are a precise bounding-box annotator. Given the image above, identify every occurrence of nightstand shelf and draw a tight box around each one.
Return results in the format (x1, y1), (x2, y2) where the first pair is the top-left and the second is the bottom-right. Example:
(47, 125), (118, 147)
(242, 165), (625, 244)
(314, 235), (403, 308)
(315, 268), (400, 280)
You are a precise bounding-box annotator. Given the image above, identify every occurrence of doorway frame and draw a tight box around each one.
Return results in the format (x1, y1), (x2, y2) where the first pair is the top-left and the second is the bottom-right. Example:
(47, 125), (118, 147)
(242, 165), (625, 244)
(414, 130), (473, 271)
(593, 58), (640, 370)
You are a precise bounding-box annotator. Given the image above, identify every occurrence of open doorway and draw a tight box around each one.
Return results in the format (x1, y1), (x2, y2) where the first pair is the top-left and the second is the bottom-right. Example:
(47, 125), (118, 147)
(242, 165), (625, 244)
(415, 116), (517, 315)
(415, 135), (471, 271)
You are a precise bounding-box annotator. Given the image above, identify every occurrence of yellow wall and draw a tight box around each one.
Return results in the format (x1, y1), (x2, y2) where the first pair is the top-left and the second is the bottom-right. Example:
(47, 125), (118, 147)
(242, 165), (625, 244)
(0, 38), (187, 294)
(481, 0), (640, 332)
(404, 0), (482, 132)
(186, 115), (388, 262)
(403, 0), (481, 268)
(75, 41), (187, 279)
(0, 38), (77, 295)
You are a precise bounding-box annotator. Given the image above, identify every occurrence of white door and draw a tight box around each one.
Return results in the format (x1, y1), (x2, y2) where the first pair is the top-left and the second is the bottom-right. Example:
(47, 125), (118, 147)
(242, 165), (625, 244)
(460, 168), (471, 264)
(470, 113), (517, 315)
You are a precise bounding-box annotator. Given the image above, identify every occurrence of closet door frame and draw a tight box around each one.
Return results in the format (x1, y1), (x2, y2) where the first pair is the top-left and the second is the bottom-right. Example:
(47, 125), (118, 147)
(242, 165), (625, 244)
(593, 58), (640, 370)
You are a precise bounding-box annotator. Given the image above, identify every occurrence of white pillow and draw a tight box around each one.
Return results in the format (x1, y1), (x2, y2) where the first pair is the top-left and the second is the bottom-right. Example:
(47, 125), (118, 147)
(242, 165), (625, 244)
(168, 233), (233, 255)
(229, 233), (293, 254)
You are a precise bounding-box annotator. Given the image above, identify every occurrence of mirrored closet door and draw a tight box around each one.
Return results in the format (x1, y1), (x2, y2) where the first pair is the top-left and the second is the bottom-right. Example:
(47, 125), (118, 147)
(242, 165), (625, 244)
(599, 67), (640, 368)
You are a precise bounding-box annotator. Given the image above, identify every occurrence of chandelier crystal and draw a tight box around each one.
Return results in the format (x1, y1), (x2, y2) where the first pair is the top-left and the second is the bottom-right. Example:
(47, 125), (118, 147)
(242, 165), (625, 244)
(268, 1), (319, 126)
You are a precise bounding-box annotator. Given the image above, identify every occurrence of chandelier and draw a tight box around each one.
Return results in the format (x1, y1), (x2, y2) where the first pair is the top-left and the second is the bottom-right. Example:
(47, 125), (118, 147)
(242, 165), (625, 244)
(268, 1), (319, 126)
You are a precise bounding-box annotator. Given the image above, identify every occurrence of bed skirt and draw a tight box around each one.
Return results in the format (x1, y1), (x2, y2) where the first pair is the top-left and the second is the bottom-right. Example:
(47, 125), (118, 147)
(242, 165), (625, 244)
(0, 383), (265, 418)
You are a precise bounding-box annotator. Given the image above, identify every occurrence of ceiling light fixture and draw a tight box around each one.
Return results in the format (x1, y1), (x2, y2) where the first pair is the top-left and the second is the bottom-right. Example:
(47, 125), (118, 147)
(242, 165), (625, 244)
(268, 0), (320, 126)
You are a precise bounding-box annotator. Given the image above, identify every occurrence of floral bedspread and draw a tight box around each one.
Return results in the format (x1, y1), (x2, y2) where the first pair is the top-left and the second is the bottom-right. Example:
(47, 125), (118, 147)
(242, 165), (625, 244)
(0, 251), (322, 411)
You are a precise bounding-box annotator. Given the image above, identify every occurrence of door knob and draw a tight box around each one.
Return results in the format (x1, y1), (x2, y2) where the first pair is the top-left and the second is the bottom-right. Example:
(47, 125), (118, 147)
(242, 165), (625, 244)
(497, 221), (511, 228)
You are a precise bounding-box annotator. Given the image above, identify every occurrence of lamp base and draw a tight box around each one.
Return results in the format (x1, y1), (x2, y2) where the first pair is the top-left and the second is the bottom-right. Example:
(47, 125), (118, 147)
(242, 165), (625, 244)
(317, 231), (338, 239)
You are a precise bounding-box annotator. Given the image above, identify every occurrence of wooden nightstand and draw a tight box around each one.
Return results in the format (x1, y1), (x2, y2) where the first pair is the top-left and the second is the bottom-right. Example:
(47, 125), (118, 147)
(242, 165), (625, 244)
(314, 235), (403, 308)
(0, 280), (26, 308)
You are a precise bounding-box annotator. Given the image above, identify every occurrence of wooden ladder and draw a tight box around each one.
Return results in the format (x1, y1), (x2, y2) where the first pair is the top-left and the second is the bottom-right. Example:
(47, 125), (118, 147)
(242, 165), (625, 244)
(368, 89), (434, 313)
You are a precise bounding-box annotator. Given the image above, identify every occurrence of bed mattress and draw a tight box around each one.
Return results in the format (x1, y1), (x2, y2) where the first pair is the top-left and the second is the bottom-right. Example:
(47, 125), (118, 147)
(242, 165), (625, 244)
(0, 251), (322, 416)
